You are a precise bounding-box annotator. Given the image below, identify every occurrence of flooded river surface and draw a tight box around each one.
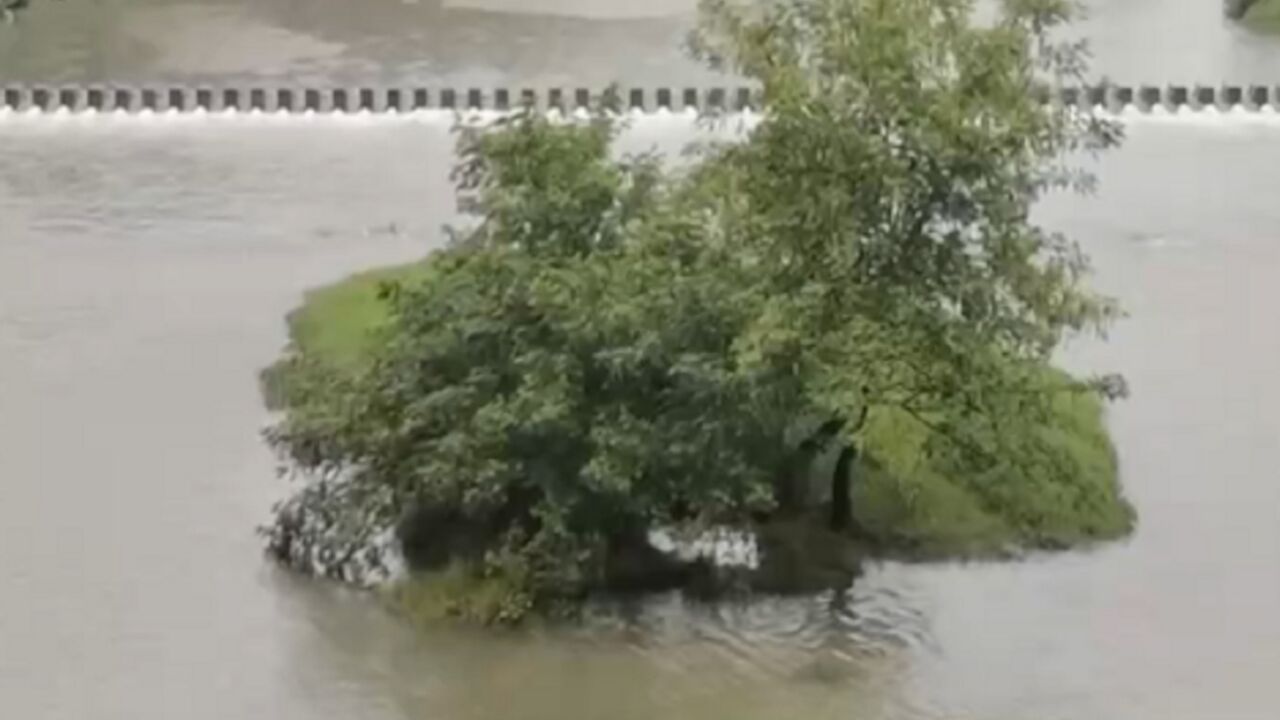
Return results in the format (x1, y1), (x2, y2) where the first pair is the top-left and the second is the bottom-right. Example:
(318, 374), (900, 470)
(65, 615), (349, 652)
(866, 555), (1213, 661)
(4, 1), (1280, 717)
(2, 111), (1279, 719)
(3, 0), (1280, 85)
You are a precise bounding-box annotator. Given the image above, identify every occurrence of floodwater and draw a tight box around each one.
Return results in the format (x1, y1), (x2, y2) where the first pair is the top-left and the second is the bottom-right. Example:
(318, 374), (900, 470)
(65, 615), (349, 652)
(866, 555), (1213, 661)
(4, 1), (1280, 719)
(2, 110), (1280, 720)
(3, 0), (1280, 86)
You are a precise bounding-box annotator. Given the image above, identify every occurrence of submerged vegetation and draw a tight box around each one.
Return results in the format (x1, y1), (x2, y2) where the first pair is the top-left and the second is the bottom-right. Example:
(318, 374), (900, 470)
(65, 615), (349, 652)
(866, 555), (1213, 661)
(263, 0), (1134, 623)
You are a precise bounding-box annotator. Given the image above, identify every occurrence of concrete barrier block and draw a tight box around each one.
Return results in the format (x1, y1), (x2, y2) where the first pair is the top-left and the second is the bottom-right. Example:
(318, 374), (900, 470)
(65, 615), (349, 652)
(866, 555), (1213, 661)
(113, 88), (134, 112)
(494, 88), (510, 110)
(195, 88), (213, 110)
(222, 88), (241, 111)
(55, 87), (76, 110)
(467, 88), (483, 109)
(1193, 85), (1214, 107)
(31, 87), (51, 111)
(574, 88), (590, 109)
(3, 86), (28, 110)
(441, 89), (457, 109)
(384, 88), (403, 112)
(629, 88), (644, 109)
(87, 87), (105, 111)
(1221, 85), (1243, 108)
(330, 88), (349, 112)
(273, 88), (293, 112)
(58, 87), (82, 111)
(1103, 85), (1129, 111)
(1137, 85), (1160, 110)
(1165, 85), (1188, 107)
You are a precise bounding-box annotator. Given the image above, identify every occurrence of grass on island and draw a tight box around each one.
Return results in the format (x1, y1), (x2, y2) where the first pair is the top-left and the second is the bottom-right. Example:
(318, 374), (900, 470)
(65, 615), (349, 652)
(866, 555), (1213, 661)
(285, 262), (431, 370)
(853, 388), (1134, 558)
(1243, 0), (1280, 33)
(260, 262), (429, 409)
(266, 261), (1134, 568)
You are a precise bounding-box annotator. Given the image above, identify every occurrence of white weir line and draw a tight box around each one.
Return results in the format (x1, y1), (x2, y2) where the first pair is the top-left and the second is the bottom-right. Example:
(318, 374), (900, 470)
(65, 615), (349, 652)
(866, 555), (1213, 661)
(3, 105), (1280, 128)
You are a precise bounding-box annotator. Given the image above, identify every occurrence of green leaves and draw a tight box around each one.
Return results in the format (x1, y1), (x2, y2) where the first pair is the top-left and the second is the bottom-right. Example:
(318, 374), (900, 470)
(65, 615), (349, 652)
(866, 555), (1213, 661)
(2, 0), (30, 24)
(453, 113), (660, 259)
(265, 0), (1130, 608)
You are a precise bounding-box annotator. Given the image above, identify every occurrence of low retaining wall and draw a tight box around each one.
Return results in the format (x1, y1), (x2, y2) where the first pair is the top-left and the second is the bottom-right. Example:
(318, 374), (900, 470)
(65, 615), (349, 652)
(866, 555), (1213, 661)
(1, 84), (1279, 113)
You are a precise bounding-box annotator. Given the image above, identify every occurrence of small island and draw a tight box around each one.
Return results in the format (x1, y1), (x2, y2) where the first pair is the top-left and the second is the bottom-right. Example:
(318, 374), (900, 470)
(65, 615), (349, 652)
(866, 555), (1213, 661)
(261, 0), (1135, 624)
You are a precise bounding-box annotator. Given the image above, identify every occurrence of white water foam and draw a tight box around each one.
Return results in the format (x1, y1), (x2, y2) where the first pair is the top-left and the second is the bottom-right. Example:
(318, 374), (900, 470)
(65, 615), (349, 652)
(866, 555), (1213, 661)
(1116, 104), (1280, 126)
(0, 107), (471, 127)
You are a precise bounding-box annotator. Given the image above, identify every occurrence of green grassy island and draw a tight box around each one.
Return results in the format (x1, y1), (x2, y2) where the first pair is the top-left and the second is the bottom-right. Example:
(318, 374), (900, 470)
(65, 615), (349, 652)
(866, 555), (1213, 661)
(260, 0), (1135, 624)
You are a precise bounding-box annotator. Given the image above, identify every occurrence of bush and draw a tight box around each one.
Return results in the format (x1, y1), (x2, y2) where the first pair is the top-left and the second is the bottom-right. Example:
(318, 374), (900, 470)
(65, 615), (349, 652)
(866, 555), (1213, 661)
(263, 0), (1134, 619)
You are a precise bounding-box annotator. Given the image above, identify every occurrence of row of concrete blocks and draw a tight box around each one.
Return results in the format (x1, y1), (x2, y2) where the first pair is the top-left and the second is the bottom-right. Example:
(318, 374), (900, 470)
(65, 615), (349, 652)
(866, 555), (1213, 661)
(1047, 84), (1280, 110)
(4, 85), (1280, 113)
(0, 85), (759, 113)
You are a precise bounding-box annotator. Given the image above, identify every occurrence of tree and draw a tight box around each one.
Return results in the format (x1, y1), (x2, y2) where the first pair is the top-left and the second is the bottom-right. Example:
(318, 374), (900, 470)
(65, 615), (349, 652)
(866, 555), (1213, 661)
(683, 0), (1127, 529)
(264, 0), (1130, 617)
(2, 0), (30, 24)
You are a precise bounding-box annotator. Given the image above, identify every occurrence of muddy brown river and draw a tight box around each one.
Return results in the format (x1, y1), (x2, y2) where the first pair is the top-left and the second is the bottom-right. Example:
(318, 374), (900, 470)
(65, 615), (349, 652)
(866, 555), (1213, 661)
(3, 2), (1280, 718)
(2, 110), (1279, 720)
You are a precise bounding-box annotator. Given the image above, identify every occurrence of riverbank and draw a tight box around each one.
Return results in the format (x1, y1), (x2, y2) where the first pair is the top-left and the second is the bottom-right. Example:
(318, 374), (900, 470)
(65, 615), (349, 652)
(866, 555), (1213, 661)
(262, 260), (1135, 620)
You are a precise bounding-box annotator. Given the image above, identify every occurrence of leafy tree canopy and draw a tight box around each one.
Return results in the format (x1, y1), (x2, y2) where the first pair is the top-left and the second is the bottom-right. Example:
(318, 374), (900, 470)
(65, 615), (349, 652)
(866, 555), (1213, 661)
(3, 0), (32, 23)
(264, 0), (1129, 615)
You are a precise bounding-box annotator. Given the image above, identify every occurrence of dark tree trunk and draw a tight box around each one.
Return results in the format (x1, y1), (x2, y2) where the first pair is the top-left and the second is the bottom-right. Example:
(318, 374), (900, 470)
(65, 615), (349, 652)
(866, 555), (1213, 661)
(776, 418), (846, 513)
(829, 445), (855, 531)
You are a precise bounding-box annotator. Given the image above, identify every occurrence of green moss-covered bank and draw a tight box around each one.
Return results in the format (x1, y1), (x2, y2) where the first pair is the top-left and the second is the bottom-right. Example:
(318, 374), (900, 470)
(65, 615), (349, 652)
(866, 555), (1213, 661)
(264, 260), (1134, 621)
(1242, 0), (1280, 32)
(260, 263), (431, 409)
